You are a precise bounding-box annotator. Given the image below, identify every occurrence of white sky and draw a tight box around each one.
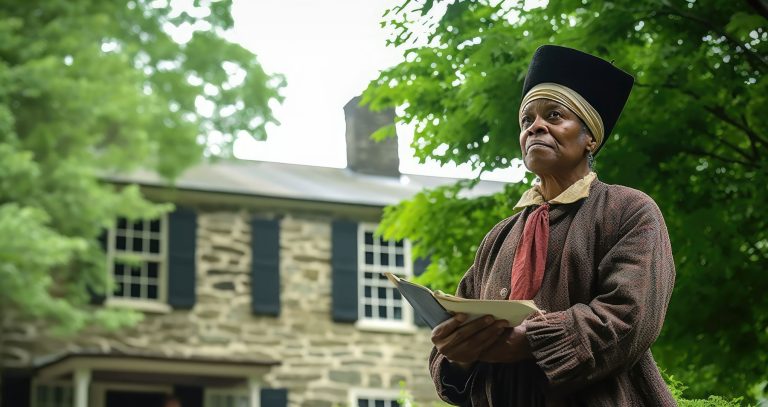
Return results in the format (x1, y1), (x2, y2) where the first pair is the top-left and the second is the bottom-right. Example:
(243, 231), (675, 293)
(229, 0), (525, 182)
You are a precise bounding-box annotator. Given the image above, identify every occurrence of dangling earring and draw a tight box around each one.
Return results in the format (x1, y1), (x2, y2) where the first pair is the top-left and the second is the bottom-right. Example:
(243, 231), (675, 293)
(587, 151), (595, 169)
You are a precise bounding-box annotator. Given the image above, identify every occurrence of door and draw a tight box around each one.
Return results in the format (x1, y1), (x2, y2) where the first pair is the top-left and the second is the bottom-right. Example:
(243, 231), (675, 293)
(105, 390), (166, 407)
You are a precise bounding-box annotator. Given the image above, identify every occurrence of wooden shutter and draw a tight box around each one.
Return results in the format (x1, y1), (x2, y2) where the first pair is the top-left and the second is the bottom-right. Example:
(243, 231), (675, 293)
(251, 218), (280, 316)
(413, 255), (431, 327)
(167, 207), (197, 309)
(331, 220), (358, 323)
(89, 231), (109, 305)
(260, 388), (288, 407)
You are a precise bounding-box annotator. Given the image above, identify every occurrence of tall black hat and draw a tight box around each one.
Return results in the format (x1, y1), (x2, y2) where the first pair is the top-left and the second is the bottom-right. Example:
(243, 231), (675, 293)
(521, 45), (634, 155)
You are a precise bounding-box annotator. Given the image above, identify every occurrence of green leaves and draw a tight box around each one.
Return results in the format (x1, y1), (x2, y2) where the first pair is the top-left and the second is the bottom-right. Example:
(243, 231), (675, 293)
(366, 0), (767, 401)
(0, 0), (282, 334)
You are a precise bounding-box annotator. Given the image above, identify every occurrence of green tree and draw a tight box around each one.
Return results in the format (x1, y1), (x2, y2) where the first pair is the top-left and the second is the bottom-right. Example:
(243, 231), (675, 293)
(0, 0), (283, 334)
(363, 0), (767, 401)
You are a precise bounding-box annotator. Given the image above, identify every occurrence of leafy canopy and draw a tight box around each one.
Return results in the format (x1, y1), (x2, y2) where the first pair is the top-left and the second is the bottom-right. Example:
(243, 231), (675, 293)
(0, 0), (283, 334)
(363, 0), (767, 401)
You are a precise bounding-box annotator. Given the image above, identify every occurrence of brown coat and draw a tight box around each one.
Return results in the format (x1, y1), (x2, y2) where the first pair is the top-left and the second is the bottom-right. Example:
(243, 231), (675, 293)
(430, 179), (677, 406)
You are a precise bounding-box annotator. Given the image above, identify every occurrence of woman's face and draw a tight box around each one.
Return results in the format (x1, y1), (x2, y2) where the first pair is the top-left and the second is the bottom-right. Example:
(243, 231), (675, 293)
(518, 98), (596, 177)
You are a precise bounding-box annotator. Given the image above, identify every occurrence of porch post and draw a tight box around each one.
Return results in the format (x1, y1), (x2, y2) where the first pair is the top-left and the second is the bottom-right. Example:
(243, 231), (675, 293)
(73, 368), (91, 407)
(248, 376), (261, 407)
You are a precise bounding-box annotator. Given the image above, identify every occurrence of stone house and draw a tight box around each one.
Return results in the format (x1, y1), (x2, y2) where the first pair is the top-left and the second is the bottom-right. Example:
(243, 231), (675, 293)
(0, 98), (504, 407)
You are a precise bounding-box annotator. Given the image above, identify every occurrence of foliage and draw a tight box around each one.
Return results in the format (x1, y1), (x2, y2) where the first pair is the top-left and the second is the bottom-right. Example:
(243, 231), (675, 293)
(0, 0), (283, 334)
(364, 0), (767, 401)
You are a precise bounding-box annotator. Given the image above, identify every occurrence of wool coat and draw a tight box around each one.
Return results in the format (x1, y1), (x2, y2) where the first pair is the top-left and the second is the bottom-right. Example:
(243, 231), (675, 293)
(430, 179), (677, 406)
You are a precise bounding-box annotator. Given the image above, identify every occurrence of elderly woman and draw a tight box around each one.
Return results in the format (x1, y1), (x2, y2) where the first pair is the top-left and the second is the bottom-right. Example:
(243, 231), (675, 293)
(429, 45), (676, 406)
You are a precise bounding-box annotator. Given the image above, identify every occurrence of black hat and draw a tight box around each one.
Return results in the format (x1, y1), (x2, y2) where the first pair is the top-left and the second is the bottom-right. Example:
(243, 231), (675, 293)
(522, 45), (634, 155)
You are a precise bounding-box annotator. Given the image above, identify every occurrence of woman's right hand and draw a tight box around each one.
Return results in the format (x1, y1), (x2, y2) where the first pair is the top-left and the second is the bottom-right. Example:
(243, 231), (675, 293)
(431, 313), (509, 368)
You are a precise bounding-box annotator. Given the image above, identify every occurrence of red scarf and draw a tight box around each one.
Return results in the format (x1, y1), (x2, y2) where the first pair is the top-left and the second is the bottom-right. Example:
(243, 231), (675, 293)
(509, 203), (550, 300)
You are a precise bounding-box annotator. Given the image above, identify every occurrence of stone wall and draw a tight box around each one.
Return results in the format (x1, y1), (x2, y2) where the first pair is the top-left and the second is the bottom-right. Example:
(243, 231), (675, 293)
(1, 209), (439, 407)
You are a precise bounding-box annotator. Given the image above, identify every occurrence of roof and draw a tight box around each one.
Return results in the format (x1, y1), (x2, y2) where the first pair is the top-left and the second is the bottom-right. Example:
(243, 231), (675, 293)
(104, 159), (508, 207)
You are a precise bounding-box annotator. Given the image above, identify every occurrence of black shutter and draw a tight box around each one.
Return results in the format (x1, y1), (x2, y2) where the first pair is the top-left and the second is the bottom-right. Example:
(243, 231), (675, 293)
(89, 231), (109, 305)
(168, 207), (197, 309)
(251, 218), (280, 316)
(173, 385), (203, 407)
(260, 388), (288, 407)
(1, 371), (31, 407)
(331, 220), (358, 323)
(414, 256), (430, 277)
(413, 255), (431, 327)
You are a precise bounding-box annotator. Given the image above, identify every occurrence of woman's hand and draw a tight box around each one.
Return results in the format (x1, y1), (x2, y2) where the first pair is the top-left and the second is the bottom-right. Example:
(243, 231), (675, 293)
(477, 323), (533, 364)
(431, 313), (509, 367)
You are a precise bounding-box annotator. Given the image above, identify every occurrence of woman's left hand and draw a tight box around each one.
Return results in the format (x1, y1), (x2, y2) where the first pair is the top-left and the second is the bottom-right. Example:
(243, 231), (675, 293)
(477, 323), (534, 364)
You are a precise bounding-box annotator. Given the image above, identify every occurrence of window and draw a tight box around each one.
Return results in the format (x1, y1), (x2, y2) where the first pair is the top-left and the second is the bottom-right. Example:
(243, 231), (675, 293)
(32, 383), (73, 407)
(205, 388), (250, 407)
(356, 398), (402, 407)
(357, 223), (413, 329)
(350, 389), (406, 407)
(106, 216), (168, 309)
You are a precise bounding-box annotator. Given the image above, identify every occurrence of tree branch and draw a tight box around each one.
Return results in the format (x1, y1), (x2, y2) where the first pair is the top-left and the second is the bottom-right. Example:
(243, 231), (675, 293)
(745, 0), (768, 20)
(644, 82), (766, 160)
(682, 147), (756, 168)
(659, 1), (768, 69)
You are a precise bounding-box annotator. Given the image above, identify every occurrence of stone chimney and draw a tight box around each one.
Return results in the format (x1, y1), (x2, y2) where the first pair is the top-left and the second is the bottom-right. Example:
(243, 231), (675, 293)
(343, 96), (400, 177)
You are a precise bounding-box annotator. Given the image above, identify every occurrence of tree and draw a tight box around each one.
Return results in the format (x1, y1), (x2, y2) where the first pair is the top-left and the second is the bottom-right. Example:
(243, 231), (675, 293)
(0, 0), (284, 334)
(363, 0), (767, 401)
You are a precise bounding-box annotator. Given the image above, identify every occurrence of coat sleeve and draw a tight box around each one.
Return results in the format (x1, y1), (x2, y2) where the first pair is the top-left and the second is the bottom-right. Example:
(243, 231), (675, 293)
(428, 264), (480, 405)
(524, 194), (676, 394)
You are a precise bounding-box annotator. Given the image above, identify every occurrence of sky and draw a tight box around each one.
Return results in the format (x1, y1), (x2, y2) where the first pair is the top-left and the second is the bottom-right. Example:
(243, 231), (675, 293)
(228, 0), (525, 182)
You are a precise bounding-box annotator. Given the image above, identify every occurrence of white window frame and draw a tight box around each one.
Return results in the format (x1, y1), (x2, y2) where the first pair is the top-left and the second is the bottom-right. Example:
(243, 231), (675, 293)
(349, 388), (410, 407)
(204, 387), (251, 407)
(31, 380), (74, 407)
(105, 215), (171, 313)
(355, 223), (416, 333)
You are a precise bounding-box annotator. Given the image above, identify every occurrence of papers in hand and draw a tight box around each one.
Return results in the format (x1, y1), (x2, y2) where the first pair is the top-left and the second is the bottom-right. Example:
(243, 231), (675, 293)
(384, 272), (541, 329)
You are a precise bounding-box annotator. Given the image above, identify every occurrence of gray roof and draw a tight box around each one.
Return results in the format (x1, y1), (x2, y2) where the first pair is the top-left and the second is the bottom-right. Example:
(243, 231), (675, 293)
(105, 160), (507, 207)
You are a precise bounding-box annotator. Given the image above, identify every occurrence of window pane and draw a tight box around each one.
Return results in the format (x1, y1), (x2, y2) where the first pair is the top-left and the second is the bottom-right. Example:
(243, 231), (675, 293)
(150, 219), (161, 232)
(395, 240), (404, 248)
(116, 235), (126, 250)
(394, 306), (402, 320)
(147, 285), (158, 300)
(364, 272), (373, 280)
(377, 287), (387, 298)
(378, 305), (387, 318)
(117, 218), (127, 229)
(395, 254), (404, 267)
(130, 266), (141, 277)
(358, 400), (368, 407)
(380, 252), (389, 266)
(364, 286), (372, 298)
(114, 263), (125, 277)
(114, 282), (124, 297)
(379, 236), (387, 246)
(147, 262), (159, 278)
(364, 304), (373, 318)
(365, 252), (374, 265)
(149, 239), (160, 254)
(132, 220), (143, 231)
(133, 237), (143, 252)
(364, 232), (373, 245)
(130, 283), (141, 298)
(375, 400), (385, 407)
(393, 290), (402, 300)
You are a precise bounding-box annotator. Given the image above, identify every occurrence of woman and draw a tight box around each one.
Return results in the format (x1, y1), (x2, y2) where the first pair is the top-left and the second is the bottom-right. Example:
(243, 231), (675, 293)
(429, 45), (677, 406)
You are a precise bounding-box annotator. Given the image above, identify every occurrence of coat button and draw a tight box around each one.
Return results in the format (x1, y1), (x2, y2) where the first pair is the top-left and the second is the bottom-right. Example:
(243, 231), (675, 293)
(500, 287), (508, 297)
